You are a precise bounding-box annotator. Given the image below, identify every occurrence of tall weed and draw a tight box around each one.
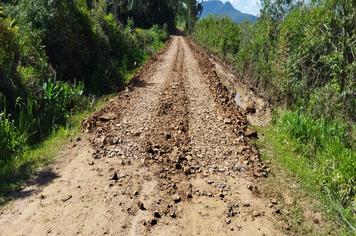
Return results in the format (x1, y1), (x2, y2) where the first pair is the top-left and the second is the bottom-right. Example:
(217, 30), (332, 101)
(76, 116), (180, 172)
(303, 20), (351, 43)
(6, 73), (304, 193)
(0, 113), (28, 161)
(275, 111), (355, 223)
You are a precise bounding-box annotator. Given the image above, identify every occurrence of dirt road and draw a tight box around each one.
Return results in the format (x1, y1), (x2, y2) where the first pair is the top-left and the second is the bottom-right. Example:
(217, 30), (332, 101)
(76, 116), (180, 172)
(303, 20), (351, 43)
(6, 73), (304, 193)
(0, 36), (282, 236)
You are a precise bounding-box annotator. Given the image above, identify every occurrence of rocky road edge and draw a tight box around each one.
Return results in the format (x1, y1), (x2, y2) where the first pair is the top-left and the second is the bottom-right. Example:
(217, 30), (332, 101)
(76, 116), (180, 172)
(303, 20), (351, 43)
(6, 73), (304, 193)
(187, 38), (270, 178)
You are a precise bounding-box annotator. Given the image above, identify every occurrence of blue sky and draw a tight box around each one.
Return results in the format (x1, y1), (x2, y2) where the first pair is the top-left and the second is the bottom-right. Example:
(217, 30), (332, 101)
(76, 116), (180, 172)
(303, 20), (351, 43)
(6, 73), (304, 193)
(222, 0), (262, 16)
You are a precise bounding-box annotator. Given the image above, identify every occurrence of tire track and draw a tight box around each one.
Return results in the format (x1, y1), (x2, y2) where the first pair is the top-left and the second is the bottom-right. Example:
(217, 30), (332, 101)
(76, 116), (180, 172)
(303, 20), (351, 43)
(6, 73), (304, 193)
(0, 36), (284, 236)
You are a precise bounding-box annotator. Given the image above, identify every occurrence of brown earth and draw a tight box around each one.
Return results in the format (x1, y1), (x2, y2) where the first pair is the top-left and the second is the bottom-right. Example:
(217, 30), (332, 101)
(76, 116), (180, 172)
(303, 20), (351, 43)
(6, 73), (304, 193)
(0, 36), (286, 236)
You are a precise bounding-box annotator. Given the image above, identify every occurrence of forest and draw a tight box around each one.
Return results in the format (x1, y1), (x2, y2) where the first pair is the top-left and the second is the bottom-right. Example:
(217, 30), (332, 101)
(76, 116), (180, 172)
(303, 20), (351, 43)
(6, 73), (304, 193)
(194, 0), (355, 229)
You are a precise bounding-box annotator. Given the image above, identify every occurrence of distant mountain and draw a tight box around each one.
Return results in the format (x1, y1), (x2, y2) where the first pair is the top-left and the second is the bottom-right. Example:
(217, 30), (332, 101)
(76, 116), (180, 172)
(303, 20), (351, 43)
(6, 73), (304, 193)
(200, 1), (258, 23)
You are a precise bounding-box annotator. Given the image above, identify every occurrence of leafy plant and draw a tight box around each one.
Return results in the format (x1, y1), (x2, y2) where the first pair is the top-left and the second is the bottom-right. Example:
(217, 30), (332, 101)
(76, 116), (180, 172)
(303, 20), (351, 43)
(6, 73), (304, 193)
(194, 0), (355, 230)
(0, 113), (28, 161)
(274, 111), (355, 227)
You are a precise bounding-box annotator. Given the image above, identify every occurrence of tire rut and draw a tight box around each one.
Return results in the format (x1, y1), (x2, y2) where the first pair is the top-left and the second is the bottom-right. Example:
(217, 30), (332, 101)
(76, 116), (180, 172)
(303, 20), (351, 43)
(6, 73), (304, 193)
(0, 36), (284, 236)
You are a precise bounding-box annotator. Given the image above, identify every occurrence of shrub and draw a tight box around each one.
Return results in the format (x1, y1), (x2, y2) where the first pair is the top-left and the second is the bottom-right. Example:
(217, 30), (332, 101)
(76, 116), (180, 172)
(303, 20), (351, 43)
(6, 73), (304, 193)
(0, 113), (28, 161)
(0, 8), (23, 109)
(275, 111), (355, 218)
(194, 1), (356, 121)
(0, 0), (169, 196)
(194, 16), (241, 59)
(194, 0), (355, 228)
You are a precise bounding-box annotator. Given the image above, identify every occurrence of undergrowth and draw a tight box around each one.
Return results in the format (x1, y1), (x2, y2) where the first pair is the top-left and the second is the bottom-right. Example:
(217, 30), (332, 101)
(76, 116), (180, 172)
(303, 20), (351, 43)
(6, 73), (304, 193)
(0, 0), (169, 198)
(261, 111), (355, 232)
(193, 0), (355, 232)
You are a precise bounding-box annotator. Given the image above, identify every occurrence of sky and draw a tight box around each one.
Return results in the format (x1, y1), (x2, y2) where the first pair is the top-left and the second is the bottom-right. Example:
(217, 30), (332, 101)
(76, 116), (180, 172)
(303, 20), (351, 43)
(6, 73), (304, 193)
(221, 0), (262, 16)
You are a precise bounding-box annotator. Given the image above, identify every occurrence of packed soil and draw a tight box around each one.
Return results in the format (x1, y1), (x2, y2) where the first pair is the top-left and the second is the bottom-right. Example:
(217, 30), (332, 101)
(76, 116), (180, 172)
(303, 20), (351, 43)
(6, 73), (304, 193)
(0, 36), (285, 235)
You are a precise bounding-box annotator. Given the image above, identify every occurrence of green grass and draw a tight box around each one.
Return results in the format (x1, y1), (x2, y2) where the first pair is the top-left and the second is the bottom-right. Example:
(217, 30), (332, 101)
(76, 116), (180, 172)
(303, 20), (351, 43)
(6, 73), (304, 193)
(0, 94), (113, 203)
(257, 110), (355, 233)
(0, 39), (166, 204)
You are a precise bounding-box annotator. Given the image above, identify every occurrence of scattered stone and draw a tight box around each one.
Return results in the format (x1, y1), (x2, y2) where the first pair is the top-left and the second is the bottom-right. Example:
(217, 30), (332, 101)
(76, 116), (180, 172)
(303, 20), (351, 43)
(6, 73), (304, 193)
(170, 208), (177, 218)
(110, 172), (119, 181)
(247, 185), (260, 195)
(187, 184), (193, 198)
(165, 133), (172, 140)
(99, 113), (115, 122)
(219, 192), (227, 199)
(252, 210), (262, 217)
(76, 137), (82, 142)
(138, 201), (146, 210)
(207, 179), (214, 184)
(183, 166), (191, 175)
(244, 102), (256, 113)
(153, 211), (161, 218)
(271, 198), (278, 205)
(169, 148), (180, 162)
(150, 218), (158, 226)
(61, 195), (72, 202)
(225, 218), (231, 224)
(218, 183), (226, 189)
(245, 128), (258, 138)
(224, 118), (233, 124)
(226, 203), (239, 218)
(175, 163), (182, 170)
(172, 194), (181, 203)
(186, 155), (193, 161)
(88, 160), (95, 165)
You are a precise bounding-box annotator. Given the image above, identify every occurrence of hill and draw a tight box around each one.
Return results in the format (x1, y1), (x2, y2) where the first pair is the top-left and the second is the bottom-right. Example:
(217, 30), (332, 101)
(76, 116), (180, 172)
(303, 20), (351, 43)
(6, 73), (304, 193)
(200, 0), (258, 23)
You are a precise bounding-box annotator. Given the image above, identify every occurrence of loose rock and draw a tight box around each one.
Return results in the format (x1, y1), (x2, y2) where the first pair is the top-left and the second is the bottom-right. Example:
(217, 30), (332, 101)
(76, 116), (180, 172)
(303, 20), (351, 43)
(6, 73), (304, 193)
(138, 201), (146, 210)
(172, 195), (181, 203)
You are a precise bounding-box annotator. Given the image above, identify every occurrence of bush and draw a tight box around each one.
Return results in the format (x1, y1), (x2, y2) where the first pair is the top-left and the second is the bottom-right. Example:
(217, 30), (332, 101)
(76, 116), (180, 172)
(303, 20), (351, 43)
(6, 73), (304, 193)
(194, 1), (356, 121)
(14, 80), (91, 142)
(194, 16), (241, 59)
(0, 113), (28, 161)
(194, 0), (355, 228)
(275, 111), (355, 221)
(0, 0), (169, 197)
(0, 7), (23, 109)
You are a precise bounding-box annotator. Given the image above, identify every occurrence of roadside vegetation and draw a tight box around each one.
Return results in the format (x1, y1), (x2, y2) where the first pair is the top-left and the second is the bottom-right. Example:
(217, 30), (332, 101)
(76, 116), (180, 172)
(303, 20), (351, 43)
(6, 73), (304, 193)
(0, 0), (202, 200)
(194, 0), (355, 231)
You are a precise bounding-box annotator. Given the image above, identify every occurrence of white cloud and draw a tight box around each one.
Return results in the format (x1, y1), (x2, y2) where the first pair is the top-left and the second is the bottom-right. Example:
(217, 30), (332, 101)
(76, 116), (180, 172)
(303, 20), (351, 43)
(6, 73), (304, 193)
(222, 0), (261, 16)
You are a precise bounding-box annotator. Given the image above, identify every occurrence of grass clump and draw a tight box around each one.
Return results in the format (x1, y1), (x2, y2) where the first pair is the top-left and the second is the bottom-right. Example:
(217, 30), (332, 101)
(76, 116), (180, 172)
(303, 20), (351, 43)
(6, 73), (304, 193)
(0, 94), (112, 202)
(0, 113), (28, 160)
(263, 111), (355, 231)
